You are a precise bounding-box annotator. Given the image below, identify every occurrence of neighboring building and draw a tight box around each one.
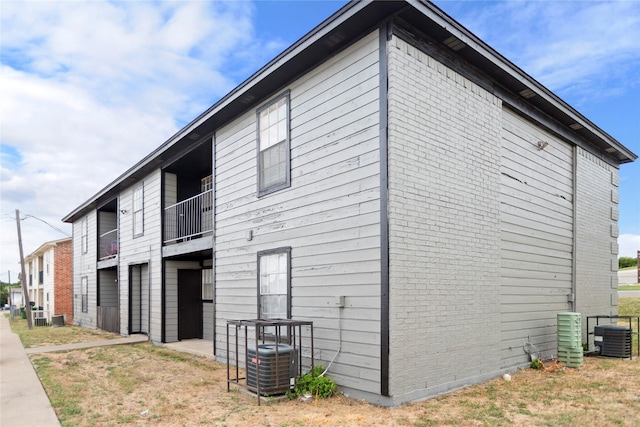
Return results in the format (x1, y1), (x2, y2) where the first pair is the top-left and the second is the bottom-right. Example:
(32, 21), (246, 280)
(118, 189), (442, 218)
(9, 287), (23, 308)
(23, 237), (73, 324)
(62, 1), (636, 405)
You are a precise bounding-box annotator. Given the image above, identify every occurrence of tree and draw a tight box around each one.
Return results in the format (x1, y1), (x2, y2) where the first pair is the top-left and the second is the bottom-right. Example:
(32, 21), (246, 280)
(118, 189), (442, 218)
(0, 281), (10, 306)
(619, 257), (638, 269)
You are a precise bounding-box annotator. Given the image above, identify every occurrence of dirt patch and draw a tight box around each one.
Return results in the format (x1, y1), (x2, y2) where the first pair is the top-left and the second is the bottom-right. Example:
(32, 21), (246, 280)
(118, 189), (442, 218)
(30, 343), (640, 427)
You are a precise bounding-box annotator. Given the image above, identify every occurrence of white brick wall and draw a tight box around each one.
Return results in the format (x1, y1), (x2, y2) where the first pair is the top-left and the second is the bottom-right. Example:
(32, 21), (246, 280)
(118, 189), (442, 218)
(575, 148), (619, 331)
(387, 35), (502, 400)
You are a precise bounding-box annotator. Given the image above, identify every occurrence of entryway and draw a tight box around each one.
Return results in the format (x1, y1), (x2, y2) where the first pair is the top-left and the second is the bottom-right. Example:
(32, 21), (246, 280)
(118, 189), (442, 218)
(129, 263), (150, 334)
(178, 269), (203, 340)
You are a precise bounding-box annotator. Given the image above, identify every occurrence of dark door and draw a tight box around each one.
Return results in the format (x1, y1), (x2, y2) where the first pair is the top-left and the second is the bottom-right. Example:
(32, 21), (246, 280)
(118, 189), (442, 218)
(178, 269), (202, 340)
(129, 263), (149, 334)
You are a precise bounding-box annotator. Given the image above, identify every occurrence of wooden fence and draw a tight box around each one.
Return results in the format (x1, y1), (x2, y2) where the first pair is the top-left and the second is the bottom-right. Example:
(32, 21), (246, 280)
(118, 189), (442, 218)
(97, 306), (119, 333)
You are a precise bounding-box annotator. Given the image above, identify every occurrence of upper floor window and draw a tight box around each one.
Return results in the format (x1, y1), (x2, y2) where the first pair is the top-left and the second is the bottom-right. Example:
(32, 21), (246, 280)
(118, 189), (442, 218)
(133, 185), (144, 237)
(257, 93), (290, 196)
(81, 218), (88, 254)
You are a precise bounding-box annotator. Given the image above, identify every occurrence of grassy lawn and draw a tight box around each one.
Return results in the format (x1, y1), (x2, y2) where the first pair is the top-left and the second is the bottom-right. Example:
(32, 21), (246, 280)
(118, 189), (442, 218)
(619, 297), (640, 315)
(618, 297), (640, 351)
(8, 315), (119, 348)
(9, 298), (640, 426)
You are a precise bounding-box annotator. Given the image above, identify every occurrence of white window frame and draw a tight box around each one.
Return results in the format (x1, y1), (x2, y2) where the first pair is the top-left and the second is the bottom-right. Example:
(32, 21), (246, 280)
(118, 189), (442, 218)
(257, 247), (291, 320)
(81, 217), (88, 254)
(133, 184), (144, 237)
(257, 92), (290, 197)
(81, 276), (88, 313)
(202, 268), (213, 301)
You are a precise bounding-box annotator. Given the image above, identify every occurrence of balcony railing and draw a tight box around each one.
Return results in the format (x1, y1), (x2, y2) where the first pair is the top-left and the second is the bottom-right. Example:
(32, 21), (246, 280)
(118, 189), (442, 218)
(99, 229), (118, 260)
(164, 189), (213, 244)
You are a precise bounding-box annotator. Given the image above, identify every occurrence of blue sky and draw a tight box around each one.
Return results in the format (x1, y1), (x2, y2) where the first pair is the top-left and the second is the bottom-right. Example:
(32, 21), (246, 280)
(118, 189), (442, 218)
(1, 0), (638, 281)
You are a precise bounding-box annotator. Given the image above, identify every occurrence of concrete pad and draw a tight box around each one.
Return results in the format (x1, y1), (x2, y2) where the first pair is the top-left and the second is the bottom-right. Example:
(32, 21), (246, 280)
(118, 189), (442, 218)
(163, 339), (215, 359)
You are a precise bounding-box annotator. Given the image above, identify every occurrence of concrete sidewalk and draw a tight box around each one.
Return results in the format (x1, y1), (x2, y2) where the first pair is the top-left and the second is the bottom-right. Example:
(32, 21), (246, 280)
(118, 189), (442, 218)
(24, 334), (148, 355)
(0, 314), (61, 427)
(1, 315), (148, 426)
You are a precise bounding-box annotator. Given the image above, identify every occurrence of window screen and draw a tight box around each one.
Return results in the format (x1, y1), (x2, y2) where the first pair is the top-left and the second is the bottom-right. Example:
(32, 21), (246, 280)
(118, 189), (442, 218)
(258, 249), (290, 320)
(258, 94), (290, 195)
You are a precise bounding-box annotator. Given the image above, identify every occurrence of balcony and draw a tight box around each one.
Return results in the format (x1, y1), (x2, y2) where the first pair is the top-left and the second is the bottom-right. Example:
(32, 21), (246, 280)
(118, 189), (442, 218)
(99, 229), (118, 260)
(164, 189), (213, 244)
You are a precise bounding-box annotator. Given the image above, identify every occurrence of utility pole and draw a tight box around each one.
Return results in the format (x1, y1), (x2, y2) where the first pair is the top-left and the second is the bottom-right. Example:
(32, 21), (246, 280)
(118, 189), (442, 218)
(16, 209), (33, 329)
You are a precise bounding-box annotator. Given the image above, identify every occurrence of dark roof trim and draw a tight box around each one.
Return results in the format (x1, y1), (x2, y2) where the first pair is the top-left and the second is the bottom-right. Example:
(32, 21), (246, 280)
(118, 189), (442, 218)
(409, 0), (636, 163)
(63, 0), (636, 223)
(63, 0), (398, 223)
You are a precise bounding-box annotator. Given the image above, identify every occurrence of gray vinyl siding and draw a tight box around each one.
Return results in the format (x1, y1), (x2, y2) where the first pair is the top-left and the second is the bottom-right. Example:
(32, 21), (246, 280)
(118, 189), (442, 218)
(164, 173), (177, 207)
(575, 148), (619, 337)
(130, 263), (150, 334)
(99, 211), (117, 234)
(214, 30), (381, 394)
(130, 268), (141, 332)
(386, 35), (502, 402)
(499, 108), (574, 367)
(73, 212), (98, 328)
(203, 302), (214, 341)
(98, 269), (118, 307)
(118, 169), (162, 341)
(141, 265), (150, 334)
(164, 260), (200, 342)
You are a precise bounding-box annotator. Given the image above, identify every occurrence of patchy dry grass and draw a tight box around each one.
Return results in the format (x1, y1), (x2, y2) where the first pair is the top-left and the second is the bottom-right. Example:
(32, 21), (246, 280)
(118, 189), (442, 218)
(619, 297), (640, 316)
(15, 298), (640, 426)
(9, 317), (119, 348)
(29, 346), (640, 427)
(618, 297), (640, 351)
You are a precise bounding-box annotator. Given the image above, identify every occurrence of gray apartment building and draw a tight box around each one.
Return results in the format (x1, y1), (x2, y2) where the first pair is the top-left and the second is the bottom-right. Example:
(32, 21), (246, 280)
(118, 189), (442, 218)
(63, 0), (636, 405)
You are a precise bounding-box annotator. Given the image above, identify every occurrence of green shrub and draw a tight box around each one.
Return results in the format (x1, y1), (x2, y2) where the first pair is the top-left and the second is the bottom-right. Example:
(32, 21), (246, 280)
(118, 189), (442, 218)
(288, 365), (337, 399)
(619, 257), (638, 269)
(530, 358), (543, 370)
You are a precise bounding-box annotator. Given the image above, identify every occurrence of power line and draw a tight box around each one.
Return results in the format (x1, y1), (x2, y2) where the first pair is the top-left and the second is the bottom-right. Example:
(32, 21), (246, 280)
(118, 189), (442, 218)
(22, 214), (71, 237)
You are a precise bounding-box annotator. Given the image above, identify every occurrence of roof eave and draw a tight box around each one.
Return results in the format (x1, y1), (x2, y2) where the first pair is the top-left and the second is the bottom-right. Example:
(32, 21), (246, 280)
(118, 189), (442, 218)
(62, 0), (636, 223)
(62, 0), (398, 223)
(409, 0), (636, 164)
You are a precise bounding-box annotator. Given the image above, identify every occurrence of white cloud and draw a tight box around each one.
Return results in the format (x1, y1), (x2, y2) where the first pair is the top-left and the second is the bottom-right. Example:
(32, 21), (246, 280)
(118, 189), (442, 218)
(0, 0), (285, 277)
(1, 1), (638, 280)
(619, 234), (640, 259)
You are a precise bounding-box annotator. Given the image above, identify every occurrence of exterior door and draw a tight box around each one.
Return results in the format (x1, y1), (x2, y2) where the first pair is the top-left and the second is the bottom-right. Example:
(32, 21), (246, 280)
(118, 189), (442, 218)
(178, 269), (202, 340)
(97, 268), (119, 333)
(129, 263), (150, 334)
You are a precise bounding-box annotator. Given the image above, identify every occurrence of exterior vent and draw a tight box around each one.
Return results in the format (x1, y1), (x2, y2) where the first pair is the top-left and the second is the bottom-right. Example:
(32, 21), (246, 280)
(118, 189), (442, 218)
(594, 325), (632, 358)
(443, 36), (465, 51)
